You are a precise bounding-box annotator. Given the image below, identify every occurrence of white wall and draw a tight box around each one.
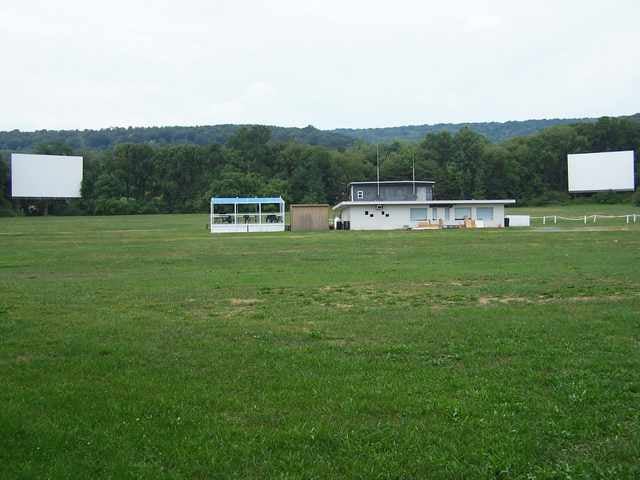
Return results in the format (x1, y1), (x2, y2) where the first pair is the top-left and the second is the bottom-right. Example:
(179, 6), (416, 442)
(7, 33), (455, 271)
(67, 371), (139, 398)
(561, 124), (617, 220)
(567, 151), (635, 192)
(505, 215), (530, 227)
(11, 153), (83, 198)
(211, 224), (284, 233)
(340, 203), (506, 230)
(346, 204), (413, 230)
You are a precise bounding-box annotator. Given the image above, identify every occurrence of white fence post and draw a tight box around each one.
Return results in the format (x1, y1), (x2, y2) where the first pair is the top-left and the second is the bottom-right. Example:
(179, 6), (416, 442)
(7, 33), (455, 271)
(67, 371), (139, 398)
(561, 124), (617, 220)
(593, 215), (596, 223)
(554, 215), (557, 224)
(584, 215), (587, 224)
(543, 216), (546, 225)
(627, 215), (630, 224)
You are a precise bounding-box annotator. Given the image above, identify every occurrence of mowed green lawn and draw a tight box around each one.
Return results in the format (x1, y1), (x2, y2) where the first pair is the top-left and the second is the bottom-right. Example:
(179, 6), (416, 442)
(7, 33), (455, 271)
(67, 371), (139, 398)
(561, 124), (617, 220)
(507, 203), (640, 228)
(507, 203), (640, 217)
(1, 212), (640, 479)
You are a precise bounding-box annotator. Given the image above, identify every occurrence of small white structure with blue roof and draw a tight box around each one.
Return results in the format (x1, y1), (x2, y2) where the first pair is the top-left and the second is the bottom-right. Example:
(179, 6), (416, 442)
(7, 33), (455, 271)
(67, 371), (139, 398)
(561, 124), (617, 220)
(210, 196), (285, 233)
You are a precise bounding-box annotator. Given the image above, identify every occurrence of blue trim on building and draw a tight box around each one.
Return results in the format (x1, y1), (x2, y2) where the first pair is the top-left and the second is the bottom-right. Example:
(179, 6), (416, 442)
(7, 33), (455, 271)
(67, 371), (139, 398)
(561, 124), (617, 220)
(211, 197), (284, 204)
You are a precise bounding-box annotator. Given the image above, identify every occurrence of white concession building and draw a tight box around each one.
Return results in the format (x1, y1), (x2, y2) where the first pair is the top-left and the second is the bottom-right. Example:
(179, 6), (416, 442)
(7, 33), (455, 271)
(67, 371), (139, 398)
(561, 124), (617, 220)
(333, 181), (515, 230)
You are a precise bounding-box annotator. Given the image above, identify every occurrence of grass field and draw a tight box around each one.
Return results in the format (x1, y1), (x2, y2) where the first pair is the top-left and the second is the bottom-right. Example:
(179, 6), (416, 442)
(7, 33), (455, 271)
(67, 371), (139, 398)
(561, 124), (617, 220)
(507, 203), (640, 228)
(2, 207), (640, 479)
(507, 203), (640, 217)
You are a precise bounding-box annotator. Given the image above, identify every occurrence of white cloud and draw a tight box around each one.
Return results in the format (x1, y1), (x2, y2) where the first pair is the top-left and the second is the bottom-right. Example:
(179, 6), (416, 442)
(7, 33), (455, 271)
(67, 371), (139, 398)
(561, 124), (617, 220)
(464, 14), (502, 32)
(207, 82), (279, 124)
(0, 0), (639, 130)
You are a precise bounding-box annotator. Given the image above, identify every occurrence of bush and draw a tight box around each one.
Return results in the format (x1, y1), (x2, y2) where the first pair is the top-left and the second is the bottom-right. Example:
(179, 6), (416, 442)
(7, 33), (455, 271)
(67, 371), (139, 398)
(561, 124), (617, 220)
(95, 197), (136, 215)
(94, 198), (163, 215)
(543, 191), (571, 204)
(0, 206), (16, 217)
(523, 191), (635, 207)
(179, 199), (208, 213)
(139, 202), (160, 215)
(592, 191), (623, 204)
(521, 191), (570, 206)
(53, 200), (88, 216)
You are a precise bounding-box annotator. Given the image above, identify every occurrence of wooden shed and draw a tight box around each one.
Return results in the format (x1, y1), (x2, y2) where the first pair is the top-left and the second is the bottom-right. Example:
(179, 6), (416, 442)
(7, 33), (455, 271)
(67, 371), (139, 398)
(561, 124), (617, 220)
(290, 204), (329, 231)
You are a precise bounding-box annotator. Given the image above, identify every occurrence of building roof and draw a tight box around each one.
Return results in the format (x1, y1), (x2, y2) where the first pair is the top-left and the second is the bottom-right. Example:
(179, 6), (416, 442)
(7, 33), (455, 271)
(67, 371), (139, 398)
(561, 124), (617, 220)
(349, 180), (434, 186)
(211, 196), (284, 204)
(332, 199), (516, 210)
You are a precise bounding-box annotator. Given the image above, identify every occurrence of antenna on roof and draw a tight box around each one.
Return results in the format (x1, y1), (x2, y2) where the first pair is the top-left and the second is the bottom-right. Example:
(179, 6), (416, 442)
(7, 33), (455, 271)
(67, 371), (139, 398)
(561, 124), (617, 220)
(376, 144), (380, 199)
(412, 151), (416, 195)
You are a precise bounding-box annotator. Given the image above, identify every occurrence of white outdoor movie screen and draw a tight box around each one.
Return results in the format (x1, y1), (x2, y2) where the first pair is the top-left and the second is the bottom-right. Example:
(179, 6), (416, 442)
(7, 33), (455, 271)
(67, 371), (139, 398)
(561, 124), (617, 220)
(567, 151), (635, 193)
(11, 153), (83, 198)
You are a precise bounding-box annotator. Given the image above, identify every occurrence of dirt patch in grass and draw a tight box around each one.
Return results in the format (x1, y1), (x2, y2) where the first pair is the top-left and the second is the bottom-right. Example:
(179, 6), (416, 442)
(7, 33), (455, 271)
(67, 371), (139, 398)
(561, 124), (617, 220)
(478, 294), (631, 306)
(15, 355), (33, 364)
(230, 298), (260, 306)
(334, 303), (353, 309)
(478, 296), (492, 305)
(478, 296), (529, 305)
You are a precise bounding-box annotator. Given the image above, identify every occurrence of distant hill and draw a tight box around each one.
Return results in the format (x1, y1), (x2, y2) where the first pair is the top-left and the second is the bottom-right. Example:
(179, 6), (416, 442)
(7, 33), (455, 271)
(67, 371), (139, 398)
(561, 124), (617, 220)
(0, 124), (356, 152)
(331, 117), (601, 143)
(1, 114), (637, 151)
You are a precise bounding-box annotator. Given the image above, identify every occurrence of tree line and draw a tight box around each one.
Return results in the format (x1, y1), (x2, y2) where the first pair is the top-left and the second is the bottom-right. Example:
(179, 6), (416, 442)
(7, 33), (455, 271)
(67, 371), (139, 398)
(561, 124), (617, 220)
(1, 116), (639, 216)
(0, 125), (355, 151)
(3, 114), (638, 152)
(333, 115), (609, 144)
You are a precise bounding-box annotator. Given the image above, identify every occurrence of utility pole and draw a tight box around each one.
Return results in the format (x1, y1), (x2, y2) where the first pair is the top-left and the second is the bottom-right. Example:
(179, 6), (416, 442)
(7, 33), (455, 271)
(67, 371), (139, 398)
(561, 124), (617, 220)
(412, 151), (416, 195)
(376, 144), (380, 199)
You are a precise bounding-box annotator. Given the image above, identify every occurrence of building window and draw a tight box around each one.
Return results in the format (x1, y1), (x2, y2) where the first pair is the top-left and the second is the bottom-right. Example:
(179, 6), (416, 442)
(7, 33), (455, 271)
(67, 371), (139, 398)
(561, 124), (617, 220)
(410, 208), (428, 222)
(454, 207), (472, 220)
(476, 207), (494, 221)
(356, 190), (364, 200)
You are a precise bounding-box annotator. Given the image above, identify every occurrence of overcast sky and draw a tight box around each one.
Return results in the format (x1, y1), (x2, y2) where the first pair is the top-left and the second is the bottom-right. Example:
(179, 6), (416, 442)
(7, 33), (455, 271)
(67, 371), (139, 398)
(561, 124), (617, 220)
(2, 0), (639, 131)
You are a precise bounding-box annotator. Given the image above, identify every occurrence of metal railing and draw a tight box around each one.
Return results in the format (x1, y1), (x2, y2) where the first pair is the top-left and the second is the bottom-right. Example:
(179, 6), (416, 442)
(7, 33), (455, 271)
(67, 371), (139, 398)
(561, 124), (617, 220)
(211, 213), (284, 225)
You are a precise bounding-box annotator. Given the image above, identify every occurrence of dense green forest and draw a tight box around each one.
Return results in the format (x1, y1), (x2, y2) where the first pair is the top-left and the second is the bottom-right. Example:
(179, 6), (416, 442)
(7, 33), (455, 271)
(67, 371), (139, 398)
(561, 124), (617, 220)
(3, 114), (638, 152)
(335, 117), (600, 143)
(0, 125), (355, 151)
(1, 116), (639, 216)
